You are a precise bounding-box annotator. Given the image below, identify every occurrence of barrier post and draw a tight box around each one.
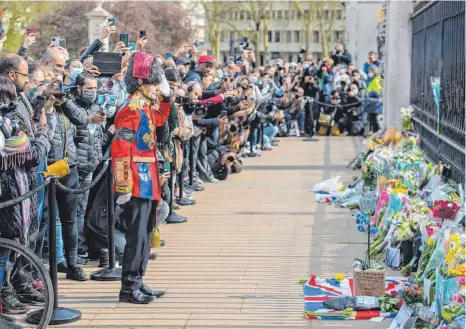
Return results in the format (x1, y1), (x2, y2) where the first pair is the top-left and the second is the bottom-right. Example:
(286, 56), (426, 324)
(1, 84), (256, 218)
(90, 161), (121, 281)
(27, 178), (82, 325)
(189, 137), (194, 186)
(260, 122), (265, 149)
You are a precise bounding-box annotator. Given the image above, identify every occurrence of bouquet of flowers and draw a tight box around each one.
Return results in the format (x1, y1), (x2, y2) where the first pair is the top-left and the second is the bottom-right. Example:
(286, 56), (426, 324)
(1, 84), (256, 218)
(440, 302), (464, 323)
(380, 293), (403, 313)
(400, 106), (414, 131)
(401, 284), (424, 305)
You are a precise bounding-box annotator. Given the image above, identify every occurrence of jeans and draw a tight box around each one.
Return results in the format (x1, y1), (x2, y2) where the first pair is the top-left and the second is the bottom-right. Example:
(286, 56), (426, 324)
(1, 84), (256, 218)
(285, 112), (305, 131)
(43, 166), (79, 267)
(77, 172), (93, 252)
(263, 124), (279, 146)
(35, 202), (65, 264)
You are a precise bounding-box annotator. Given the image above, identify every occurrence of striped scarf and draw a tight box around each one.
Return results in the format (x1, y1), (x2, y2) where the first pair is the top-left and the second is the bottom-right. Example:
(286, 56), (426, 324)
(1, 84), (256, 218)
(0, 131), (32, 170)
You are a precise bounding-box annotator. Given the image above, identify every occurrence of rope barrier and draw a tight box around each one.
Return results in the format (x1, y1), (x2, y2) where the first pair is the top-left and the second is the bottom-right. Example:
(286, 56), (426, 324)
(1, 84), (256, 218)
(0, 180), (50, 209)
(55, 160), (110, 194)
(307, 98), (364, 109)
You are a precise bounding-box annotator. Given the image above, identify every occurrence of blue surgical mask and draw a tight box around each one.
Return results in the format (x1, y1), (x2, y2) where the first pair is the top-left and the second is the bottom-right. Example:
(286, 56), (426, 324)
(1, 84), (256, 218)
(303, 64), (309, 70)
(28, 86), (37, 98)
(69, 67), (84, 81)
(103, 105), (117, 118)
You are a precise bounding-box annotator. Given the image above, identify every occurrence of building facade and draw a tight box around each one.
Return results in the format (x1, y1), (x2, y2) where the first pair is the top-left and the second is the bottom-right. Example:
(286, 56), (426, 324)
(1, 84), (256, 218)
(202, 2), (347, 64)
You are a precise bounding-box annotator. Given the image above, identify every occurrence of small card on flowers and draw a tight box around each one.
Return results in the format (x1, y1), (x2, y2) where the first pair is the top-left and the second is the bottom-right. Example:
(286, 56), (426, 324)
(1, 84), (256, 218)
(388, 303), (413, 329)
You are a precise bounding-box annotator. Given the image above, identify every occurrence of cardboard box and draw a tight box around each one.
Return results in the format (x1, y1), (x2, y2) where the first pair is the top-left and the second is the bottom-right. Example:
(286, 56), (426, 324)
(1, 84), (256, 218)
(353, 269), (386, 297)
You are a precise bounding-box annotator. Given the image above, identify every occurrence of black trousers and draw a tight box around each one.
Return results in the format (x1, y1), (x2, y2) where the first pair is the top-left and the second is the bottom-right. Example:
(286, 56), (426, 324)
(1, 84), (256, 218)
(120, 197), (157, 291)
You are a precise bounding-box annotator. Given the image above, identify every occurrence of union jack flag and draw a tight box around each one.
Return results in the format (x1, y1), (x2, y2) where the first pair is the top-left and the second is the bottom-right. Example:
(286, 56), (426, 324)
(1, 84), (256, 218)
(303, 275), (407, 320)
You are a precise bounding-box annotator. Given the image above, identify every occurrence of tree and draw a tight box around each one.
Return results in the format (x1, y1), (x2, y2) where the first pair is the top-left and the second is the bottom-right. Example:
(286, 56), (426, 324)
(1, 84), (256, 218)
(294, 1), (315, 53)
(27, 1), (194, 58)
(227, 1), (272, 64)
(198, 0), (234, 61)
(315, 2), (340, 58)
(0, 2), (54, 53)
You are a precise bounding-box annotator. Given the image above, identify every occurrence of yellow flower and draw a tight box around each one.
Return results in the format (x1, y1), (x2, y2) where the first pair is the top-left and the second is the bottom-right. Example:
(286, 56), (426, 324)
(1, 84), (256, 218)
(335, 273), (345, 282)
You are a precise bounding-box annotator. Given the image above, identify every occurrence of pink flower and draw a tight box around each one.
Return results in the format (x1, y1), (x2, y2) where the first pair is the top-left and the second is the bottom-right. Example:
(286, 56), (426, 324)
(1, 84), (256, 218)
(402, 286), (409, 292)
(415, 290), (422, 295)
(426, 227), (434, 236)
(390, 291), (398, 296)
(457, 276), (466, 285)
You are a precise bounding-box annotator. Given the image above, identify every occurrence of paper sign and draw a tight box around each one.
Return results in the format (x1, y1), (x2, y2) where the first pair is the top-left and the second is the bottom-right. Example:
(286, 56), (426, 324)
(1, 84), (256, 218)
(385, 247), (401, 268)
(369, 316), (385, 322)
(388, 303), (413, 329)
(424, 278), (432, 304)
(354, 269), (386, 296)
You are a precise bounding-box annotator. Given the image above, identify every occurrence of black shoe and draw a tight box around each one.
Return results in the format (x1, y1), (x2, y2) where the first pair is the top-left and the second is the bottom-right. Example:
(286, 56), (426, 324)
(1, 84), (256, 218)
(149, 252), (158, 260)
(1, 292), (27, 314)
(165, 213), (187, 224)
(99, 249), (109, 268)
(176, 197), (196, 206)
(303, 137), (319, 142)
(139, 284), (165, 298)
(119, 290), (154, 304)
(187, 183), (204, 191)
(16, 284), (45, 304)
(0, 317), (23, 329)
(57, 261), (68, 273)
(66, 266), (89, 281)
(248, 152), (259, 157)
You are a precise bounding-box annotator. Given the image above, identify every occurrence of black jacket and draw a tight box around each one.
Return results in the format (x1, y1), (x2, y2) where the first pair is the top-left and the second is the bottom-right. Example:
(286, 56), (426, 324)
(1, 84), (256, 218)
(61, 96), (104, 174)
(79, 39), (103, 63)
(331, 49), (352, 66)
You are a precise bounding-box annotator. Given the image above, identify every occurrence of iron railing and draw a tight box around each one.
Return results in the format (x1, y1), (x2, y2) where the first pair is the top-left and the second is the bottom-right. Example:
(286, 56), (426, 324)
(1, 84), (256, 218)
(410, 0), (465, 185)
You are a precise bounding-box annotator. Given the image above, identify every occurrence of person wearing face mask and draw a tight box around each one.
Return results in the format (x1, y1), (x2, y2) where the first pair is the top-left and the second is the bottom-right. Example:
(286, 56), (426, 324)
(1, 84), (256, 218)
(59, 72), (107, 262)
(351, 70), (367, 98)
(25, 60), (45, 100)
(363, 65), (383, 132)
(63, 59), (84, 92)
(363, 51), (381, 83)
(339, 85), (363, 135)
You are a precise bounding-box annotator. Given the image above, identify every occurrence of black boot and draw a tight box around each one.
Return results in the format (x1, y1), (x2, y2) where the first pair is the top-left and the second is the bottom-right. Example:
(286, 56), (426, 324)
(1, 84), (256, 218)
(57, 261), (68, 273)
(165, 213), (187, 224)
(139, 284), (165, 298)
(176, 197), (196, 206)
(119, 290), (154, 304)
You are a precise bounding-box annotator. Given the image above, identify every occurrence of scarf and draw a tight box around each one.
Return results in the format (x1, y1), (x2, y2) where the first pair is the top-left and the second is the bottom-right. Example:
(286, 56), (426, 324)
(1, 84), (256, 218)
(0, 131), (32, 170)
(14, 166), (31, 242)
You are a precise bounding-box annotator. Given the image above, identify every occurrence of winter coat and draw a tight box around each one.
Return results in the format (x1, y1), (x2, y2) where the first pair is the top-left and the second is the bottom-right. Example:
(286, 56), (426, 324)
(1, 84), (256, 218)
(48, 101), (78, 167)
(0, 99), (51, 240)
(60, 96), (104, 174)
(79, 39), (103, 63)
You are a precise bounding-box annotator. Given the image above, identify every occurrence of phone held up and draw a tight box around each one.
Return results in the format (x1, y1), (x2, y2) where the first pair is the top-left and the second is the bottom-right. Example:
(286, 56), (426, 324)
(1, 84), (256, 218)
(119, 33), (129, 47)
(32, 95), (47, 123)
(108, 18), (116, 27)
(27, 28), (35, 36)
(139, 30), (146, 39)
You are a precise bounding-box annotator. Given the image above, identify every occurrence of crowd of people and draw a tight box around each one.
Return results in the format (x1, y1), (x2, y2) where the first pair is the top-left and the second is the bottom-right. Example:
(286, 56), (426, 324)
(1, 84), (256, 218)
(0, 21), (383, 326)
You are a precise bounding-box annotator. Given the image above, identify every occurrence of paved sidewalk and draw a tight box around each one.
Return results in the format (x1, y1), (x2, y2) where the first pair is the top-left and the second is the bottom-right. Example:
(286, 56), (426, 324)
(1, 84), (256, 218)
(56, 137), (389, 329)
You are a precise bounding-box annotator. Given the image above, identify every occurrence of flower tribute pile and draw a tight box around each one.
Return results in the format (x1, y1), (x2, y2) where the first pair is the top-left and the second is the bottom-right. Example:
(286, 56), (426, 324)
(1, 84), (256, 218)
(312, 129), (465, 328)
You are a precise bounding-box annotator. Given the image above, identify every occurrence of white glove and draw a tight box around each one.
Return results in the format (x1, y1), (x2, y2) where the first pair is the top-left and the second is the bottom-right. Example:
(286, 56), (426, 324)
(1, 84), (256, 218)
(116, 192), (132, 205)
(159, 74), (170, 97)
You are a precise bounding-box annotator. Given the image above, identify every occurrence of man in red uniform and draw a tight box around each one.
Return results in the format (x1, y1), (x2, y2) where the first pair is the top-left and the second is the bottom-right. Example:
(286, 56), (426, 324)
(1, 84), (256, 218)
(111, 51), (171, 304)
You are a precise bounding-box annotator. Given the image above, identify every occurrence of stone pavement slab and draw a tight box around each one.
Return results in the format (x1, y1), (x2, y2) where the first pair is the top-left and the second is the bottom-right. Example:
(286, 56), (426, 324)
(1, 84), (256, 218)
(54, 137), (391, 329)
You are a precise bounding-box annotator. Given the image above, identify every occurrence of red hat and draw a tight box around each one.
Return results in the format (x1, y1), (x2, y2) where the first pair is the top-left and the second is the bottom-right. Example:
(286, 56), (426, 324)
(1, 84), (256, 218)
(197, 55), (213, 65)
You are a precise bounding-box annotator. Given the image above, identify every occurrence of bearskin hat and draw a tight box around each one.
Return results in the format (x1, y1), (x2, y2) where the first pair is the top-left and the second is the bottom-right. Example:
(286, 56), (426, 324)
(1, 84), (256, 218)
(124, 51), (166, 94)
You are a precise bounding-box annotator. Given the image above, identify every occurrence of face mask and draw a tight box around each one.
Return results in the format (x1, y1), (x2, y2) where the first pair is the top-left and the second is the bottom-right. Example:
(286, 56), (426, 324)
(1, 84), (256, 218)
(178, 68), (185, 78)
(103, 105), (117, 118)
(368, 72), (374, 78)
(28, 86), (38, 98)
(69, 68), (83, 81)
(340, 69), (346, 74)
(81, 90), (97, 104)
(303, 64), (309, 70)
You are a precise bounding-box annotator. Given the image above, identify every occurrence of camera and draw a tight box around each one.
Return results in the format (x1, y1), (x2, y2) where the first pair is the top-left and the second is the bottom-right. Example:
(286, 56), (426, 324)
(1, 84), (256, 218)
(0, 103), (21, 138)
(238, 38), (249, 51)
(226, 155), (235, 163)
(193, 103), (207, 118)
(175, 95), (190, 105)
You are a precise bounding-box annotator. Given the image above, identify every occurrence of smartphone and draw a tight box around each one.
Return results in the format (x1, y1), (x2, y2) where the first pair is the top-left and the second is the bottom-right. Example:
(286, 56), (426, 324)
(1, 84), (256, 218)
(163, 162), (171, 173)
(221, 110), (227, 118)
(33, 95), (47, 122)
(51, 37), (60, 47)
(119, 33), (129, 47)
(139, 30), (146, 39)
(27, 28), (35, 36)
(163, 52), (173, 60)
(128, 43), (136, 52)
(108, 18), (116, 27)
(59, 39), (66, 49)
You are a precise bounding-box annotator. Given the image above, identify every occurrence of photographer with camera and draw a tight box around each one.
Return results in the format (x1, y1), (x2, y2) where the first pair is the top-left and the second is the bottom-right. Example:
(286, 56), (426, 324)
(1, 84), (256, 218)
(331, 43), (352, 67)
